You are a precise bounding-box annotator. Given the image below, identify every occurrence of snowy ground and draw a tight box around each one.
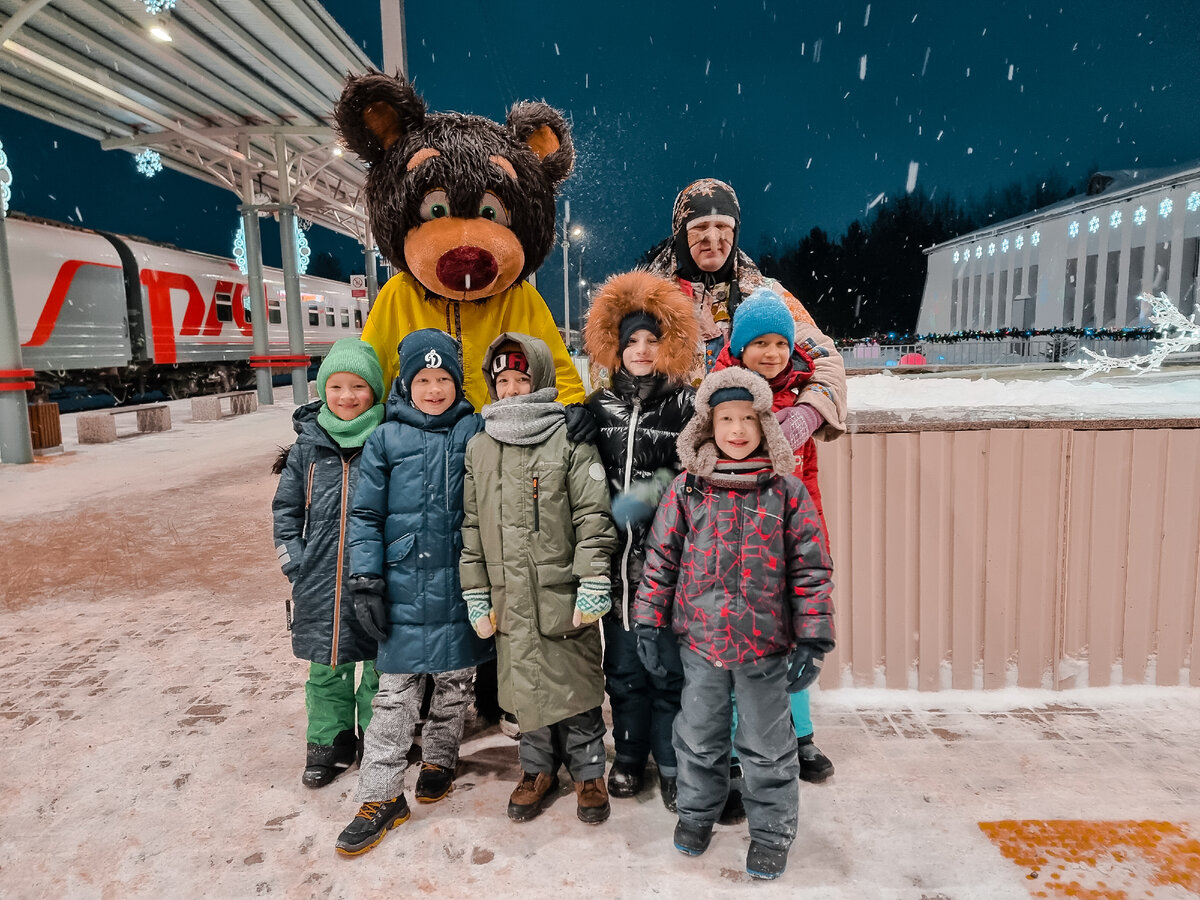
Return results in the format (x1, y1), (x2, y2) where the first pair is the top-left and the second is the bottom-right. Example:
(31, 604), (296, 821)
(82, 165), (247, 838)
(1, 378), (1198, 898)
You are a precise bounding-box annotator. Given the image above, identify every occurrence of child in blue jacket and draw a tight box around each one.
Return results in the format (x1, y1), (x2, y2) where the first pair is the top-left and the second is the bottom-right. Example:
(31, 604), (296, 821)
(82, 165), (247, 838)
(334, 329), (494, 857)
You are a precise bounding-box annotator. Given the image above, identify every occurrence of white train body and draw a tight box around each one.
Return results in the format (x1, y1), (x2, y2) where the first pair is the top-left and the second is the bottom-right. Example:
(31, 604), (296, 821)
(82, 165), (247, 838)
(917, 165), (1200, 335)
(11, 215), (366, 394)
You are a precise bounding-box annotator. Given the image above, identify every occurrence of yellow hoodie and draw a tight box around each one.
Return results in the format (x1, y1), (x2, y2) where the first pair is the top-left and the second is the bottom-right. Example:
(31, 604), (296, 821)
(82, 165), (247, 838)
(361, 273), (585, 411)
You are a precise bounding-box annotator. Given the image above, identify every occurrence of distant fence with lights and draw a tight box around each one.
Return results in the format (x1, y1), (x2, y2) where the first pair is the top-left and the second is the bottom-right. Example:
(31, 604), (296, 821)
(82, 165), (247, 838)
(840, 337), (1161, 369)
(815, 413), (1200, 691)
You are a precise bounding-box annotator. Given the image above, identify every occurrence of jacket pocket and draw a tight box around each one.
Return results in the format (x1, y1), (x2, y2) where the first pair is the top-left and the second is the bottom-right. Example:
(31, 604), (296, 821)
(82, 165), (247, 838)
(385, 533), (416, 567)
(535, 578), (584, 639)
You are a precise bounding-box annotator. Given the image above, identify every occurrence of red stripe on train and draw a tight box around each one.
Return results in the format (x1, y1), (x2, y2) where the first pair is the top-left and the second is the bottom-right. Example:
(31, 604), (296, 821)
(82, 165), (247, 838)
(21, 259), (122, 348)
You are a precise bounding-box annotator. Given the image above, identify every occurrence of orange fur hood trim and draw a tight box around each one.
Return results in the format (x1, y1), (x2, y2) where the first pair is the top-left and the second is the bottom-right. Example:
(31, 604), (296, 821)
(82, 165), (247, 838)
(583, 270), (699, 380)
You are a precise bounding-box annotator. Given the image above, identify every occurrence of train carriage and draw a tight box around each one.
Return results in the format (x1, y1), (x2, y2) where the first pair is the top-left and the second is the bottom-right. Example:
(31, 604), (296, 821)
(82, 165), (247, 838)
(11, 214), (367, 398)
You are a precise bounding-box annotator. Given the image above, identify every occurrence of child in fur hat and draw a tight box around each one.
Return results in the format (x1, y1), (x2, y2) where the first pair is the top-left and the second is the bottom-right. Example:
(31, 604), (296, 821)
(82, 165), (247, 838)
(582, 271), (698, 811)
(460, 332), (618, 826)
(271, 338), (385, 791)
(712, 285), (847, 783)
(334, 328), (494, 857)
(633, 366), (835, 881)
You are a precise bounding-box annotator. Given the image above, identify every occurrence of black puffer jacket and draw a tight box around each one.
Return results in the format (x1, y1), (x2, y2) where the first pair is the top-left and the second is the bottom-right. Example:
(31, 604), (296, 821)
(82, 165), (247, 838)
(272, 401), (377, 667)
(586, 371), (695, 627)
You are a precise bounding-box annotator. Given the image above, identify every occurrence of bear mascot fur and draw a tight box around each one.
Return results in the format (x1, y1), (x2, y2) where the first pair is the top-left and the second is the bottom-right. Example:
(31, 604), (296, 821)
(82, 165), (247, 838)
(335, 72), (584, 410)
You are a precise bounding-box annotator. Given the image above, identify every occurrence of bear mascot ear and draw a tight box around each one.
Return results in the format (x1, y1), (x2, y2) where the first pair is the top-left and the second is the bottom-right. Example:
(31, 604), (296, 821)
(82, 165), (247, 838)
(506, 102), (575, 185)
(334, 72), (427, 167)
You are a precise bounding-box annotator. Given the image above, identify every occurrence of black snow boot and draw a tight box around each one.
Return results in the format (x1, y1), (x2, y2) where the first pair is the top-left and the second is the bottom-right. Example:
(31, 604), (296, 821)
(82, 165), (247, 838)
(658, 773), (678, 812)
(797, 735), (834, 783)
(673, 820), (714, 856)
(302, 729), (357, 788)
(415, 761), (455, 803)
(607, 760), (645, 798)
(746, 841), (789, 880)
(335, 795), (411, 856)
(718, 761), (746, 825)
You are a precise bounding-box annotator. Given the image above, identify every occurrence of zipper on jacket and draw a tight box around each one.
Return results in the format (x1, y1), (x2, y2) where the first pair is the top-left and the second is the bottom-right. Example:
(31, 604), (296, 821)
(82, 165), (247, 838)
(532, 475), (540, 531)
(330, 452), (358, 665)
(619, 398), (641, 630)
(302, 462), (315, 539)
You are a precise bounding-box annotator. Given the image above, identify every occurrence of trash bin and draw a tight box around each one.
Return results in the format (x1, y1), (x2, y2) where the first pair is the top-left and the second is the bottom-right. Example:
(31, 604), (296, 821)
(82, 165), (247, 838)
(28, 401), (62, 453)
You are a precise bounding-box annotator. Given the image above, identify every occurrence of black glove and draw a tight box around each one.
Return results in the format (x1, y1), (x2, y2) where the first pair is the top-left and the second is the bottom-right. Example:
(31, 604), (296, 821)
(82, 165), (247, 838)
(564, 403), (598, 443)
(635, 624), (669, 679)
(786, 643), (825, 693)
(349, 574), (388, 642)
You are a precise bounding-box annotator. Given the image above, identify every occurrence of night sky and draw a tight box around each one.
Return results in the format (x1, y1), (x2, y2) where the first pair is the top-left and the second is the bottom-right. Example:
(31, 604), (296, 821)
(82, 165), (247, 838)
(3, 0), (1199, 324)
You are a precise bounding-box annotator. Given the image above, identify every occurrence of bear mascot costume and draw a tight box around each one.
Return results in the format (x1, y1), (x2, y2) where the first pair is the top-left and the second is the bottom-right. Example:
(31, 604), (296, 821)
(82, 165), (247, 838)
(334, 73), (585, 411)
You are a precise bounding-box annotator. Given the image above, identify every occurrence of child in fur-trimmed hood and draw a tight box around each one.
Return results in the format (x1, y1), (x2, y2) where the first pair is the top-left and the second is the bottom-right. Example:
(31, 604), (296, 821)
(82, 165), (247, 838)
(633, 365), (834, 881)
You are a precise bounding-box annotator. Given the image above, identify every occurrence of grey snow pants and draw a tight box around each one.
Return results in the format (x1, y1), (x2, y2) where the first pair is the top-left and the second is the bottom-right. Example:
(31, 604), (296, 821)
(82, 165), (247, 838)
(518, 706), (607, 782)
(673, 648), (799, 849)
(356, 667), (475, 802)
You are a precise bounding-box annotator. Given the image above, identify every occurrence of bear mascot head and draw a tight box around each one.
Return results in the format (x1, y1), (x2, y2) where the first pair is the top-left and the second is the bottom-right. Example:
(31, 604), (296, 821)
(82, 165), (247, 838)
(335, 72), (585, 410)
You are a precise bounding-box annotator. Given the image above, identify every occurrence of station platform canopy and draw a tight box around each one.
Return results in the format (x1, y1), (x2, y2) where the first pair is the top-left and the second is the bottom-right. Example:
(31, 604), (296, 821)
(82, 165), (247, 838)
(0, 0), (379, 241)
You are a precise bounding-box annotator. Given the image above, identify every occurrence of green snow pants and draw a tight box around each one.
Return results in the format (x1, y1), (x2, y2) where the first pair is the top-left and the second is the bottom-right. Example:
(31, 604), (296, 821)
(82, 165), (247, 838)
(305, 660), (379, 745)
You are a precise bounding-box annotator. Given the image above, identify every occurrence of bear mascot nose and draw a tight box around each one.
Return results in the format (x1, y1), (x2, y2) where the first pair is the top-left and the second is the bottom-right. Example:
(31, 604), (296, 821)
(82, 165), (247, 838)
(436, 246), (499, 293)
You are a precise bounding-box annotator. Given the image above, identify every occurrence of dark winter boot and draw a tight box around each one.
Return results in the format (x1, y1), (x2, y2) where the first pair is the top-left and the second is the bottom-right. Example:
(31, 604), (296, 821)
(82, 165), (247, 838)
(607, 760), (645, 798)
(673, 820), (713, 856)
(746, 841), (789, 880)
(718, 761), (746, 824)
(575, 777), (611, 824)
(797, 735), (835, 783)
(658, 773), (678, 812)
(302, 729), (357, 788)
(507, 771), (559, 822)
(415, 761), (455, 804)
(334, 795), (411, 856)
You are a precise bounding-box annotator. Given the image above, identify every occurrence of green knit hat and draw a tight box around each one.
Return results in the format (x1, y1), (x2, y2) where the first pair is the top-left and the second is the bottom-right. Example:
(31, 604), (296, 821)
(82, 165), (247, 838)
(316, 338), (385, 404)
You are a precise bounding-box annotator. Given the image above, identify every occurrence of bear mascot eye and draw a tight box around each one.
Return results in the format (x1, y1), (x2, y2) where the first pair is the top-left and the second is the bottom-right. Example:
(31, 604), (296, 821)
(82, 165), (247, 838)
(420, 189), (451, 221)
(478, 192), (511, 227)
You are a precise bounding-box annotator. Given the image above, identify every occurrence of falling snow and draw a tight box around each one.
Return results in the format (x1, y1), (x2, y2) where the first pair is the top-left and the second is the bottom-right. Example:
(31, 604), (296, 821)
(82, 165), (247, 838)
(906, 162), (919, 194)
(859, 55), (867, 80)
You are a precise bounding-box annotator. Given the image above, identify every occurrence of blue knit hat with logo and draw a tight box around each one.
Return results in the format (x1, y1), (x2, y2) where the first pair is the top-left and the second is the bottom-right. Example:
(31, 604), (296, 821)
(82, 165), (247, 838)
(397, 328), (464, 398)
(728, 287), (795, 358)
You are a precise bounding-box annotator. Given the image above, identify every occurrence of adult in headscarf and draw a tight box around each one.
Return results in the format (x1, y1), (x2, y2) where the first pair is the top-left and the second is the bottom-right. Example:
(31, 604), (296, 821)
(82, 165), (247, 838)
(647, 178), (830, 379)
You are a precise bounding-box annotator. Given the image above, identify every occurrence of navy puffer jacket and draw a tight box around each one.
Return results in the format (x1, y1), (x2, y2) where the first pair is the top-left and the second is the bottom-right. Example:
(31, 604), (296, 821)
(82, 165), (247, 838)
(272, 401), (377, 666)
(347, 385), (494, 675)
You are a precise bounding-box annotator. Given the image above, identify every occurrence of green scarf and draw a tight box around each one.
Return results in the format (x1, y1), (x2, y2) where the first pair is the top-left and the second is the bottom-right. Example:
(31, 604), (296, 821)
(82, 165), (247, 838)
(317, 402), (384, 449)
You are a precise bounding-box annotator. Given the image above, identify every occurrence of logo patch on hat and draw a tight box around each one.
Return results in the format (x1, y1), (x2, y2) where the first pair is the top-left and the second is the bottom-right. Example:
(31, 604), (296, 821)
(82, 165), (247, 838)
(490, 350), (530, 376)
(424, 348), (443, 369)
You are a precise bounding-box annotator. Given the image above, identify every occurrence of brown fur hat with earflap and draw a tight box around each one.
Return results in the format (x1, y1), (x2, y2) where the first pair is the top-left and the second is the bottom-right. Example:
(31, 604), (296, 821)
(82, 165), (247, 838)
(583, 271), (699, 381)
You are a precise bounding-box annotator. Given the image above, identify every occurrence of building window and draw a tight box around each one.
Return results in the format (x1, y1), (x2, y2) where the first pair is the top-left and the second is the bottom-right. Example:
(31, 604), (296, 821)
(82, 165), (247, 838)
(1182, 237), (1199, 315)
(1063, 259), (1077, 325)
(1153, 241), (1172, 293)
(950, 278), (959, 328)
(997, 270), (1009, 328)
(972, 274), (982, 327)
(1102, 251), (1121, 327)
(1125, 246), (1145, 325)
(1080, 254), (1098, 329)
(984, 272), (995, 328)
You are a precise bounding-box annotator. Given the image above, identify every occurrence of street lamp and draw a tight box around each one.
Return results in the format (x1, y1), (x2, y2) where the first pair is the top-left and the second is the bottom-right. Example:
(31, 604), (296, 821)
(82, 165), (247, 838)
(561, 199), (583, 350)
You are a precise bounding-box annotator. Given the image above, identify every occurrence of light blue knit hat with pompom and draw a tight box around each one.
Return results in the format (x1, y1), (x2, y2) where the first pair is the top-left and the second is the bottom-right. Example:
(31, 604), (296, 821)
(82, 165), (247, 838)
(728, 287), (795, 358)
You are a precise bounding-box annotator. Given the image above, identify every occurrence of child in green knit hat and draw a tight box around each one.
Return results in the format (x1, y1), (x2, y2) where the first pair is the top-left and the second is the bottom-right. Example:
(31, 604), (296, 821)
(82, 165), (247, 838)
(272, 338), (386, 789)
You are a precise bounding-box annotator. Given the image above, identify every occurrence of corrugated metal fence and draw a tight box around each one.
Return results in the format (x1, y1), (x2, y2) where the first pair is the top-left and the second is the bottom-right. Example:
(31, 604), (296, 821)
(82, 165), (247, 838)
(817, 426), (1200, 690)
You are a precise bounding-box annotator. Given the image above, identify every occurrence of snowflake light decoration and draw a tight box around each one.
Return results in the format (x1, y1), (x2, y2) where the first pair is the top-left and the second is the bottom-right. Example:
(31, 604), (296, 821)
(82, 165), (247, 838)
(1015, 234), (1024, 250)
(1031, 231), (1040, 247)
(1088, 216), (1100, 234)
(1110, 209), (1122, 228)
(988, 242), (996, 257)
(1001, 238), (1009, 253)
(1068, 220), (1080, 238)
(975, 245), (983, 259)
(1134, 206), (1147, 226)
(1159, 197), (1173, 218)
(1187, 191), (1200, 213)
(0, 140), (11, 218)
(952, 250), (960, 264)
(143, 0), (176, 13)
(134, 148), (162, 178)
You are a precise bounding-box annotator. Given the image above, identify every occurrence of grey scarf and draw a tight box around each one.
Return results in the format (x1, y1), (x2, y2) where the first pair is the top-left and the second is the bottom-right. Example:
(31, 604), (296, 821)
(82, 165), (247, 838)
(481, 387), (565, 445)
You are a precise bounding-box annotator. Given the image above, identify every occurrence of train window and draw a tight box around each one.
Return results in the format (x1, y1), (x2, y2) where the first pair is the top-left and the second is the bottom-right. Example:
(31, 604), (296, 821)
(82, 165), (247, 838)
(216, 291), (233, 322)
(1081, 255), (1098, 329)
(1103, 251), (1121, 326)
(341, 309), (350, 328)
(326, 306), (335, 327)
(1063, 259), (1078, 325)
(241, 292), (252, 323)
(354, 309), (363, 329)
(308, 304), (320, 326)
(269, 298), (282, 324)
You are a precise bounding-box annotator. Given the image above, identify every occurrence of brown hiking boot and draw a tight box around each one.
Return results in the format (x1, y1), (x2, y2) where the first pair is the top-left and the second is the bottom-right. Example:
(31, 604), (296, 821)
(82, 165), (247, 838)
(575, 777), (611, 824)
(507, 771), (559, 822)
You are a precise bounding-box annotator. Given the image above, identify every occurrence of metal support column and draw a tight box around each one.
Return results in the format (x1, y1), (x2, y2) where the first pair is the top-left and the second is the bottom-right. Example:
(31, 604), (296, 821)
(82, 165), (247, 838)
(561, 199), (571, 349)
(364, 215), (379, 308)
(240, 134), (272, 406)
(276, 134), (309, 405)
(380, 0), (408, 78)
(0, 212), (33, 464)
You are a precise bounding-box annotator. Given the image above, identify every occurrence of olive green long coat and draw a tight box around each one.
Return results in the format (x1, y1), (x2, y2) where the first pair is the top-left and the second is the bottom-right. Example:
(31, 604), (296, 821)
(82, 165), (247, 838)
(460, 343), (616, 732)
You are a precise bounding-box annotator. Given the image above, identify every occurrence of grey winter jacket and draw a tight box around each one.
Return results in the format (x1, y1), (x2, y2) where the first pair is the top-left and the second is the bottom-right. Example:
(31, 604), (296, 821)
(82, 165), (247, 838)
(347, 384), (493, 675)
(272, 401), (377, 666)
